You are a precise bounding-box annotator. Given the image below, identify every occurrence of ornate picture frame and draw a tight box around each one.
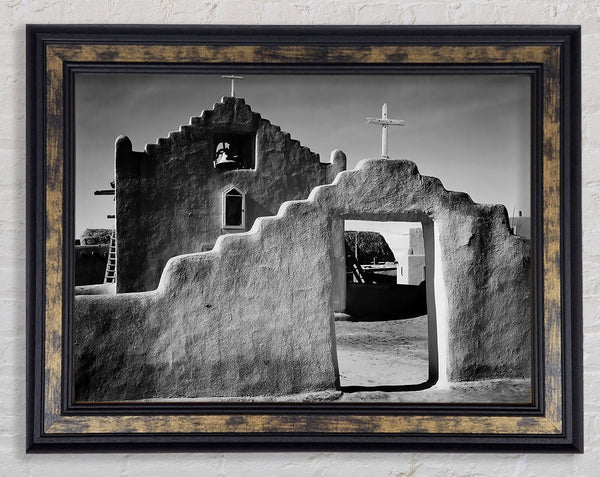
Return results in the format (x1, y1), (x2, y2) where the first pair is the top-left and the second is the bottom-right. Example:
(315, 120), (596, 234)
(26, 25), (582, 452)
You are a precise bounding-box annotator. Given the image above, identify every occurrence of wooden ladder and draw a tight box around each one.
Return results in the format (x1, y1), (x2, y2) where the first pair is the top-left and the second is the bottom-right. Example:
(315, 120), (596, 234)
(104, 229), (117, 284)
(345, 241), (367, 284)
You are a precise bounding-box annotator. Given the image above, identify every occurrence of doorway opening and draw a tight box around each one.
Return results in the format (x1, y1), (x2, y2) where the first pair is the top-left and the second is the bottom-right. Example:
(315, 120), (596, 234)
(333, 219), (438, 392)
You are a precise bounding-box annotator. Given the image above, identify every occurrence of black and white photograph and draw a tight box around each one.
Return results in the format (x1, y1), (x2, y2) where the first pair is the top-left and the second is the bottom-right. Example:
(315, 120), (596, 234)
(73, 73), (532, 403)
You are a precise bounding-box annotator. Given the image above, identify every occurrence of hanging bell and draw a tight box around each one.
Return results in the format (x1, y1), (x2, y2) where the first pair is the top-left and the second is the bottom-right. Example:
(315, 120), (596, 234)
(214, 142), (241, 169)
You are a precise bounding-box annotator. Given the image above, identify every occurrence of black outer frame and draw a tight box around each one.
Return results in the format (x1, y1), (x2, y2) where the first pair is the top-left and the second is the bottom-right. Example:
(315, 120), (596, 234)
(25, 25), (582, 453)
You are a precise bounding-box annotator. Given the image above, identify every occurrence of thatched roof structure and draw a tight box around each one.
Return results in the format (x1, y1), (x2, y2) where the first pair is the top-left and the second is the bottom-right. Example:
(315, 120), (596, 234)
(344, 231), (395, 264)
(81, 228), (112, 245)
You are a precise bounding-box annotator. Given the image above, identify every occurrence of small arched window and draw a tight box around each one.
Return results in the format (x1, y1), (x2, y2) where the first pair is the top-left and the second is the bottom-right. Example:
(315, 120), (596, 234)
(222, 186), (246, 229)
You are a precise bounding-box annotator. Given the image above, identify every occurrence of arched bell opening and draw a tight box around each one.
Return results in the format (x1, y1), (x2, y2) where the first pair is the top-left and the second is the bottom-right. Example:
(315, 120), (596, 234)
(213, 131), (256, 169)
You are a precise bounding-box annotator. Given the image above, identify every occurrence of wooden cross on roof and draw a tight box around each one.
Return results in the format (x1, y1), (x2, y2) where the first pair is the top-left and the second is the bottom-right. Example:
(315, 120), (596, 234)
(367, 103), (405, 159)
(222, 75), (244, 97)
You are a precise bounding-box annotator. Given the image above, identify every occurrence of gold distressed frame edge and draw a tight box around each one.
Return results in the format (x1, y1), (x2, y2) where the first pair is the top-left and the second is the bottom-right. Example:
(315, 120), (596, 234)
(35, 37), (569, 440)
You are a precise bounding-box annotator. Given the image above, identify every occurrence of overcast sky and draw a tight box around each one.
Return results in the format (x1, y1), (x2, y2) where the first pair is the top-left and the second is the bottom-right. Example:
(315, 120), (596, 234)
(75, 73), (530, 254)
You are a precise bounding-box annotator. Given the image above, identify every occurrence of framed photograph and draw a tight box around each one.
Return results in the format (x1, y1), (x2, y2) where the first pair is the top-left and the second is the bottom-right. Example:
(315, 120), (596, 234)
(26, 25), (582, 452)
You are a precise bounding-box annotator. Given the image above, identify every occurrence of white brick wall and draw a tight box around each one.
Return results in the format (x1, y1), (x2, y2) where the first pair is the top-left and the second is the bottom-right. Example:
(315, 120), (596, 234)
(1, 1), (596, 475)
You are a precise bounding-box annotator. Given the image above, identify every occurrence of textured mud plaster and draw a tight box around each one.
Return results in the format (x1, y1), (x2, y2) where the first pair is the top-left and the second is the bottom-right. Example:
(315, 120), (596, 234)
(75, 208), (340, 400)
(115, 97), (345, 293)
(75, 159), (530, 400)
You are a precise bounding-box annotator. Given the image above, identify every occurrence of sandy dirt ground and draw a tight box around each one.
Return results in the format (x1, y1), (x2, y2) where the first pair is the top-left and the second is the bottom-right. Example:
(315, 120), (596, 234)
(334, 315), (531, 403)
(335, 316), (429, 387)
(336, 378), (531, 403)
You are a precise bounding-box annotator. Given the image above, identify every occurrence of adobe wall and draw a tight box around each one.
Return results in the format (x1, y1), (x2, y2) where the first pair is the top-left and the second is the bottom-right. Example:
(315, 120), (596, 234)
(75, 207), (340, 400)
(116, 97), (346, 293)
(316, 160), (530, 382)
(75, 158), (530, 400)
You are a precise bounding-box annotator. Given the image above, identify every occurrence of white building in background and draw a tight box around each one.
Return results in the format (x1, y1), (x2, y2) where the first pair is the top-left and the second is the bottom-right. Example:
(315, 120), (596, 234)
(511, 212), (531, 239)
(397, 227), (426, 285)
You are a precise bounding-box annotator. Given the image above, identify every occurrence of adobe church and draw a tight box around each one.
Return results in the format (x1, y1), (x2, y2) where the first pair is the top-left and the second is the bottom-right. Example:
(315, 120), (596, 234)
(114, 96), (346, 293)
